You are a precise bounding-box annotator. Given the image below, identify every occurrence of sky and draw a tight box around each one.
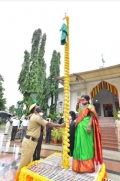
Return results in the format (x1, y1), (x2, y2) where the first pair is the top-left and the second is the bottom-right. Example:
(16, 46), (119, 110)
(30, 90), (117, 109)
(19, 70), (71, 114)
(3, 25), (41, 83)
(0, 0), (120, 108)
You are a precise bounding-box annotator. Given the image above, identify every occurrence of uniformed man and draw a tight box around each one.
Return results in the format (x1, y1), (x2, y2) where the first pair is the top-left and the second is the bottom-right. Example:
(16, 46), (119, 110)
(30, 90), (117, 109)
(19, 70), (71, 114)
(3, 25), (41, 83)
(17, 104), (65, 171)
(33, 108), (45, 161)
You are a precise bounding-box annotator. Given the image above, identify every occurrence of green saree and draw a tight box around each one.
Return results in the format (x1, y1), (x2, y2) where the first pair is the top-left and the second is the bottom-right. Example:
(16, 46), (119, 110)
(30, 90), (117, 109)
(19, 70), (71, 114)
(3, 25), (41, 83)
(72, 104), (101, 173)
(73, 115), (94, 161)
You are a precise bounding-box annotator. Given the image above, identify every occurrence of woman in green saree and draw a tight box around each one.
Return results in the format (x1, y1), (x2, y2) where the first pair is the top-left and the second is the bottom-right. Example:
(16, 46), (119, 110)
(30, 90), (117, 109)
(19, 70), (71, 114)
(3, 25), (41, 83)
(72, 95), (103, 173)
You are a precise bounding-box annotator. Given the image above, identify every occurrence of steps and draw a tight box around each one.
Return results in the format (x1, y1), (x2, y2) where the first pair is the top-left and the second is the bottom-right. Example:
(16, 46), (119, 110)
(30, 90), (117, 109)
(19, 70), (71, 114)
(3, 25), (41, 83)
(98, 117), (118, 151)
(98, 116), (115, 128)
(100, 127), (118, 151)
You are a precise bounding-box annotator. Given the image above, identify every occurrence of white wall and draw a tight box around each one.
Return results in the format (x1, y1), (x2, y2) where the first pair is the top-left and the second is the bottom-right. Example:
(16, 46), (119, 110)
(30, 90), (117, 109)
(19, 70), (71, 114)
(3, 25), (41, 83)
(56, 88), (64, 113)
(47, 88), (64, 115)
(70, 89), (87, 112)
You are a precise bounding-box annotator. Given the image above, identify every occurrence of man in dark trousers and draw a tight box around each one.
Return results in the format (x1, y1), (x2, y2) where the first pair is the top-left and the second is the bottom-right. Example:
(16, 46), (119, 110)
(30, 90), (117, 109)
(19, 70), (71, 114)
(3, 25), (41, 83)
(10, 116), (20, 141)
(33, 108), (45, 161)
(46, 118), (52, 144)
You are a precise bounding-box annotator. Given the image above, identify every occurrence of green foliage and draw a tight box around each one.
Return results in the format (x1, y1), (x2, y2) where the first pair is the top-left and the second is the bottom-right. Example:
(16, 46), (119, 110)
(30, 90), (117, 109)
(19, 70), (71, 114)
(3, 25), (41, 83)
(18, 50), (30, 94)
(9, 105), (16, 114)
(17, 29), (43, 113)
(9, 101), (25, 118)
(37, 33), (47, 110)
(113, 108), (120, 120)
(51, 128), (59, 140)
(59, 112), (63, 117)
(113, 111), (118, 120)
(48, 50), (61, 114)
(51, 128), (63, 141)
(23, 92), (34, 114)
(57, 128), (63, 141)
(49, 113), (59, 121)
(0, 75), (6, 110)
(28, 29), (42, 93)
(16, 101), (24, 119)
(41, 78), (49, 114)
(17, 29), (61, 116)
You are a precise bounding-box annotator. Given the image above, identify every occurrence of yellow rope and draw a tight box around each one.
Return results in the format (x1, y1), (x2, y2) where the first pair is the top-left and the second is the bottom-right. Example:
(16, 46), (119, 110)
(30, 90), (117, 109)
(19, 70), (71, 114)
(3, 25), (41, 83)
(62, 16), (70, 169)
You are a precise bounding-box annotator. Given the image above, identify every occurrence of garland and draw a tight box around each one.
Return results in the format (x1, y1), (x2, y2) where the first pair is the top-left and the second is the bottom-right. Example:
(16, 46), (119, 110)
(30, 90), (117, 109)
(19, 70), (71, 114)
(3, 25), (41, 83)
(15, 153), (61, 181)
(62, 15), (70, 169)
(15, 153), (108, 181)
(96, 163), (108, 181)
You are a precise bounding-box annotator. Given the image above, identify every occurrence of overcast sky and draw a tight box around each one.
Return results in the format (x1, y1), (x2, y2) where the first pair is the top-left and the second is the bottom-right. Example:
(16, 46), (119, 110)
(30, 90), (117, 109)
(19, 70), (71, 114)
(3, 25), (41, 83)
(0, 0), (120, 108)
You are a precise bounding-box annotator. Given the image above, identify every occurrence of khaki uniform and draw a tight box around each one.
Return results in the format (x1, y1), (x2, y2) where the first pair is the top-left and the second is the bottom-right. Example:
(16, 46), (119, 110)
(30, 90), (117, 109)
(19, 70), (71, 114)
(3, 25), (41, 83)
(18, 113), (47, 170)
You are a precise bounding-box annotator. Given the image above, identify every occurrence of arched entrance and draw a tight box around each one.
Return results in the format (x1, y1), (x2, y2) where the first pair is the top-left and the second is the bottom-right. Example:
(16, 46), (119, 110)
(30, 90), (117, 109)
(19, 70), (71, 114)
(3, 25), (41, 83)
(90, 81), (119, 117)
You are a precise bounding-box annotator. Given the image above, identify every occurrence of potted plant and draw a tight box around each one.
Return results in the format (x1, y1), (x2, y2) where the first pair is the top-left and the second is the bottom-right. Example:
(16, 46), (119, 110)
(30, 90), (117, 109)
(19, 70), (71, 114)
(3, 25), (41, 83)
(113, 111), (118, 120)
(113, 110), (120, 128)
(51, 128), (59, 144)
(57, 128), (63, 142)
(49, 113), (59, 122)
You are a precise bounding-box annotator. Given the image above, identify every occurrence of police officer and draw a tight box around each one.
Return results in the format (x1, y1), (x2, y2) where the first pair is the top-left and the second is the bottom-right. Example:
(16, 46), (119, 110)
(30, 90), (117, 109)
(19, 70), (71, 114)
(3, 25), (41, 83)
(17, 104), (65, 171)
(33, 108), (45, 161)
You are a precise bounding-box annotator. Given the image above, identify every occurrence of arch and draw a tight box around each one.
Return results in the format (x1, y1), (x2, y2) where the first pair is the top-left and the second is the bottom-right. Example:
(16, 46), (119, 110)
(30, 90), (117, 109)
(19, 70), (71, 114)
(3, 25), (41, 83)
(90, 81), (119, 99)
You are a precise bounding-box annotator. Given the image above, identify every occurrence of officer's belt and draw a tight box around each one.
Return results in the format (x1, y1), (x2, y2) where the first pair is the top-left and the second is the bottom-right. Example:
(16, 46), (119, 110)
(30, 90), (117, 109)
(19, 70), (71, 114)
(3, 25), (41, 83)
(25, 135), (38, 142)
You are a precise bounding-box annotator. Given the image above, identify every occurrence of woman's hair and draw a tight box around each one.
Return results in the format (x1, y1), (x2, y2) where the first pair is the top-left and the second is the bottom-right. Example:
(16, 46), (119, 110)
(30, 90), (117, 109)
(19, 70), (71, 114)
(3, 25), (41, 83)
(81, 95), (90, 104)
(69, 111), (76, 121)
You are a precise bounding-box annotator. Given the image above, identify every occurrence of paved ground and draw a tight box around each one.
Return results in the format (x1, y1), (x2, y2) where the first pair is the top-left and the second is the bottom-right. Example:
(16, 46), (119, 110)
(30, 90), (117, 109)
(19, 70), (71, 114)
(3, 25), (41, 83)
(0, 125), (120, 181)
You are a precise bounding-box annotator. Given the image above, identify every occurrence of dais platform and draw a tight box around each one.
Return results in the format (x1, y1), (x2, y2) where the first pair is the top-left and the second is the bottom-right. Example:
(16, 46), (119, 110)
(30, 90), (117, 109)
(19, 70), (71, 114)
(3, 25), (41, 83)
(16, 153), (107, 181)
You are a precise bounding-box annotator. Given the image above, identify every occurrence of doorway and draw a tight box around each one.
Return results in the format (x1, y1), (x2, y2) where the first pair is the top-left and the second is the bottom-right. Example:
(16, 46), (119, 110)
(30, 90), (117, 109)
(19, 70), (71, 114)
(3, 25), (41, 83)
(103, 104), (113, 117)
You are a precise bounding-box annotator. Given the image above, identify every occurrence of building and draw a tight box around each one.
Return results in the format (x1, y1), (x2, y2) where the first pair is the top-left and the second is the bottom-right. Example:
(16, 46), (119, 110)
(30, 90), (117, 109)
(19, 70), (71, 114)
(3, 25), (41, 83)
(56, 64), (120, 150)
(57, 64), (120, 119)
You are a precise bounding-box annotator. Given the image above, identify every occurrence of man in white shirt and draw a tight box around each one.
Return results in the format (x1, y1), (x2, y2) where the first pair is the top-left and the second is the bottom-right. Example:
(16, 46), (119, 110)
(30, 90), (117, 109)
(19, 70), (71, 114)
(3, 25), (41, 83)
(10, 116), (20, 141)
(4, 116), (11, 135)
(20, 116), (29, 142)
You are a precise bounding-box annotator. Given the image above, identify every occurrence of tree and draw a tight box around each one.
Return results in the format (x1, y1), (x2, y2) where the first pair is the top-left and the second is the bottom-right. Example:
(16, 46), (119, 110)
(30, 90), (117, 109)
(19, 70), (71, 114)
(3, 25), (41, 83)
(16, 101), (24, 118)
(48, 50), (61, 114)
(41, 78), (50, 114)
(0, 75), (6, 110)
(9, 105), (16, 115)
(37, 33), (47, 108)
(28, 29), (42, 94)
(9, 101), (25, 118)
(17, 28), (61, 115)
(17, 50), (31, 114)
(17, 29), (43, 114)
(18, 50), (30, 94)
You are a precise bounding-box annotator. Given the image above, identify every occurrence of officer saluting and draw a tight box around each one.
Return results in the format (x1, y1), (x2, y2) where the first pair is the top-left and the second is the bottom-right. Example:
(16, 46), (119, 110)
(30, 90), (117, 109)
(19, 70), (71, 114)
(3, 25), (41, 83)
(17, 104), (65, 171)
